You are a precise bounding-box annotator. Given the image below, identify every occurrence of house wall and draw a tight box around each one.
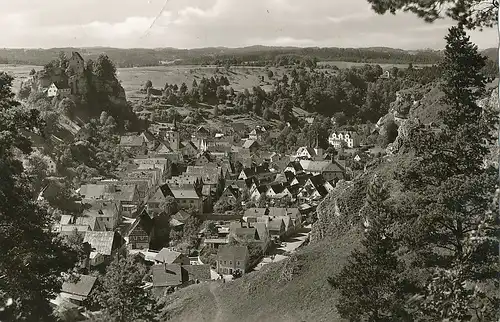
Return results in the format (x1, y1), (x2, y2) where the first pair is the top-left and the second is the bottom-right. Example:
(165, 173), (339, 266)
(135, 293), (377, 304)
(216, 257), (247, 275)
(47, 85), (58, 97)
(177, 197), (203, 214)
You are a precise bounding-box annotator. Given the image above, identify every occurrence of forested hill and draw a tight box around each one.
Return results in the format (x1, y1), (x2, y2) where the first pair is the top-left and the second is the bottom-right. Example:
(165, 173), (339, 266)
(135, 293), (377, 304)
(0, 46), (458, 67)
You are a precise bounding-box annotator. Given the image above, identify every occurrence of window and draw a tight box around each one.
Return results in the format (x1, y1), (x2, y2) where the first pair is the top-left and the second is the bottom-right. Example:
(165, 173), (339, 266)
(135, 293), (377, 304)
(224, 261), (226, 265)
(229, 261), (232, 265)
(237, 261), (240, 266)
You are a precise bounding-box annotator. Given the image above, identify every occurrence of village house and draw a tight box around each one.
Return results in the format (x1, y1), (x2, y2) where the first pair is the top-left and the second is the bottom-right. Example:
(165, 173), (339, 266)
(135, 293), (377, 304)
(328, 131), (360, 149)
(83, 231), (125, 266)
(297, 174), (334, 202)
(299, 160), (346, 182)
(268, 207), (302, 230)
(47, 81), (71, 98)
(266, 184), (293, 200)
(250, 186), (268, 201)
(126, 210), (154, 250)
(60, 275), (97, 307)
(81, 201), (122, 231)
(294, 146), (317, 160)
(217, 185), (241, 207)
(154, 248), (190, 265)
(241, 139), (260, 153)
(120, 135), (149, 156)
(216, 245), (249, 275)
(284, 161), (304, 176)
(171, 186), (203, 214)
(248, 126), (266, 141)
(266, 217), (286, 240)
(152, 263), (211, 297)
(56, 215), (105, 236)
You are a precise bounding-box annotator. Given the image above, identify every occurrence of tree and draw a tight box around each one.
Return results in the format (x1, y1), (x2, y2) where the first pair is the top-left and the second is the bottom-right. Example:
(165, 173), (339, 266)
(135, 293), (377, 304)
(366, 0), (497, 29)
(93, 255), (159, 322)
(144, 80), (153, 91)
(216, 86), (227, 102)
(394, 25), (499, 320)
(329, 176), (414, 321)
(381, 119), (399, 147)
(24, 154), (49, 198)
(0, 72), (78, 321)
(94, 54), (117, 80)
(179, 82), (188, 95)
(29, 69), (36, 76)
(267, 70), (274, 79)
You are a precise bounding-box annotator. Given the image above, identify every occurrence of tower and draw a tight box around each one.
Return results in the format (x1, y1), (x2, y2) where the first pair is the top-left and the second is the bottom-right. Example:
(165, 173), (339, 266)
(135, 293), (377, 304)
(314, 134), (324, 158)
(165, 115), (180, 151)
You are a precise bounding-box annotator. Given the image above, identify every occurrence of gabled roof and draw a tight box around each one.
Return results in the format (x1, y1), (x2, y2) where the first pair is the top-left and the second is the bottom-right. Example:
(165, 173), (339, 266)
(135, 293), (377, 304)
(267, 218), (284, 231)
(222, 185), (241, 199)
(244, 208), (268, 218)
(242, 139), (258, 149)
(217, 245), (249, 262)
(71, 51), (84, 62)
(126, 212), (153, 237)
(234, 227), (258, 240)
(286, 161), (303, 172)
(152, 264), (184, 287)
(253, 222), (269, 241)
(295, 146), (316, 157)
(52, 80), (69, 89)
(172, 209), (191, 222)
(120, 135), (145, 147)
(83, 231), (117, 256)
(171, 188), (200, 199)
(155, 248), (183, 264)
(183, 265), (211, 282)
(61, 275), (97, 299)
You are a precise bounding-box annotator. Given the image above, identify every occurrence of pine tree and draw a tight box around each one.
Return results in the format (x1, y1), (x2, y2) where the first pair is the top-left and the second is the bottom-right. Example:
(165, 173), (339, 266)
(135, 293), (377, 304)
(395, 25), (499, 320)
(329, 176), (414, 321)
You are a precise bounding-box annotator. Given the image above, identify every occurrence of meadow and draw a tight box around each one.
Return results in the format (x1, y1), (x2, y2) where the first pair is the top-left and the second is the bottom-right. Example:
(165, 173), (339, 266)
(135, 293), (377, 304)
(1, 61), (430, 99)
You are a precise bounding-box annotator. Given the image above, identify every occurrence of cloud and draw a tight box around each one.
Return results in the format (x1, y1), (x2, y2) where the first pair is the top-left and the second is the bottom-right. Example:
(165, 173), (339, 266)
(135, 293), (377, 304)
(0, 0), (496, 49)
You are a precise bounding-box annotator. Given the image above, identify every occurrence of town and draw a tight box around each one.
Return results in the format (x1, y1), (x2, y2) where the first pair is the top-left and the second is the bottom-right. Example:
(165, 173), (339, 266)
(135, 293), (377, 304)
(0, 1), (498, 321)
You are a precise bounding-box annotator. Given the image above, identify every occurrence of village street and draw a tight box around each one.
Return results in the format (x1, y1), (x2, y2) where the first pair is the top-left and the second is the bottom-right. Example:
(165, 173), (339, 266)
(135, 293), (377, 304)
(253, 225), (311, 271)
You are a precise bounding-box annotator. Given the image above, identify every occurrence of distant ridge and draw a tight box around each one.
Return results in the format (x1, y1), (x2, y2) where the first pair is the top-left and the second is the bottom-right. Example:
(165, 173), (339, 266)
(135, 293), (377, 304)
(0, 46), (495, 68)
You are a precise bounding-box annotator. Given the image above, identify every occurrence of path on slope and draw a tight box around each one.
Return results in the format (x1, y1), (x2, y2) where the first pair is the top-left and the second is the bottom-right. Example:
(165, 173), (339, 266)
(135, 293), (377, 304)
(209, 281), (224, 322)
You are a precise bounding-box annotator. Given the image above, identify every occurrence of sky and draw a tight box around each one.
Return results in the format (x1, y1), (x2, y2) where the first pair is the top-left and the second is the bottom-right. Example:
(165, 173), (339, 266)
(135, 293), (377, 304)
(0, 0), (497, 49)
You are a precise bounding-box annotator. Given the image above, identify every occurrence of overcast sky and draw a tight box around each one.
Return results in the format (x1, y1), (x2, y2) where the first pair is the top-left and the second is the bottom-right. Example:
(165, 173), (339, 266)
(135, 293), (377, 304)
(0, 0), (496, 49)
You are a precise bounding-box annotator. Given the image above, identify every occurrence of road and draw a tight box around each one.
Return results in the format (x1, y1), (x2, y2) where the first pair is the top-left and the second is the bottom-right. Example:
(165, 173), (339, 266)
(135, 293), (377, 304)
(253, 225), (311, 271)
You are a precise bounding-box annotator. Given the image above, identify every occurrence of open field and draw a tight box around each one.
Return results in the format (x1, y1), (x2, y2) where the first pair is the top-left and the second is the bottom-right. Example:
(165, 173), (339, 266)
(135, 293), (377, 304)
(1, 61), (431, 100)
(118, 65), (285, 101)
(317, 61), (434, 69)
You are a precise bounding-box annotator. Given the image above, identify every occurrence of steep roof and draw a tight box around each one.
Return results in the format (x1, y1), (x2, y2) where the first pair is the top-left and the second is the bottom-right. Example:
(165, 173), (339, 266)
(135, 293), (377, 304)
(120, 135), (145, 147)
(267, 218), (284, 231)
(217, 245), (249, 262)
(83, 231), (116, 256)
(126, 212), (153, 237)
(61, 275), (97, 299)
(155, 248), (183, 264)
(244, 208), (268, 218)
(242, 139), (258, 149)
(171, 188), (200, 199)
(183, 265), (211, 282)
(152, 264), (184, 287)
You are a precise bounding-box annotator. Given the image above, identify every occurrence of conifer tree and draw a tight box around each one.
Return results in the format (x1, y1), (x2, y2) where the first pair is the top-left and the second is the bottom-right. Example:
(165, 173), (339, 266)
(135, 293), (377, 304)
(329, 176), (413, 321)
(395, 25), (499, 320)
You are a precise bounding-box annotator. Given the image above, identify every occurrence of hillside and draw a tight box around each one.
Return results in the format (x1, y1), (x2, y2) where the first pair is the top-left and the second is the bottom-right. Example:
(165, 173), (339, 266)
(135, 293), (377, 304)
(0, 46), (449, 68)
(159, 229), (362, 322)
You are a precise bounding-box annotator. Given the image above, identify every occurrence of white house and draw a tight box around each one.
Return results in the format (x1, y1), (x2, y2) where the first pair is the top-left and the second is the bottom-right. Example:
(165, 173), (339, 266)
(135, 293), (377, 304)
(47, 82), (71, 98)
(328, 131), (360, 149)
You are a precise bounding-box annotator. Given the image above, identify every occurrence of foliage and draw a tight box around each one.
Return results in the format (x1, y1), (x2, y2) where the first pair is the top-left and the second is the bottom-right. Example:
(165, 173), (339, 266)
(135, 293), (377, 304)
(329, 177), (415, 321)
(0, 72), (78, 321)
(366, 0), (497, 29)
(92, 255), (159, 322)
